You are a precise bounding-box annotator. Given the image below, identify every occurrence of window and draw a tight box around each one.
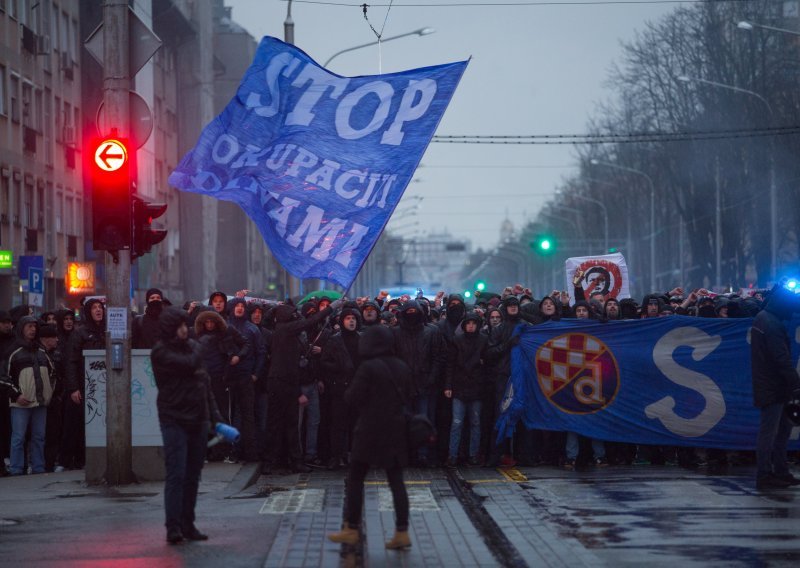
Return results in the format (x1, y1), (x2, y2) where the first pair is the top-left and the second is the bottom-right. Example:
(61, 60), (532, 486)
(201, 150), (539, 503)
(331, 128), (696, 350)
(1, 178), (10, 220)
(0, 65), (5, 116)
(37, 186), (44, 228)
(75, 198), (82, 237)
(54, 95), (60, 140)
(12, 179), (21, 224)
(55, 192), (62, 232)
(22, 82), (33, 127)
(10, 75), (19, 123)
(34, 88), (42, 132)
(60, 10), (68, 56)
(65, 195), (73, 234)
(23, 183), (33, 228)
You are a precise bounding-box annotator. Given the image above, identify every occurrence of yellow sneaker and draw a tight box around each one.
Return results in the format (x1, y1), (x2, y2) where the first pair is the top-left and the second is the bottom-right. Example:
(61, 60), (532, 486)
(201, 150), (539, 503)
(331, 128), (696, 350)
(327, 523), (359, 545)
(385, 530), (412, 549)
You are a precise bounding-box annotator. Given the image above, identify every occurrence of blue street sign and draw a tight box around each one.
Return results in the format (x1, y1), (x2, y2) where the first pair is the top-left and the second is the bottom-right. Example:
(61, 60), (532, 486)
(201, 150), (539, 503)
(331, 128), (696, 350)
(28, 267), (44, 294)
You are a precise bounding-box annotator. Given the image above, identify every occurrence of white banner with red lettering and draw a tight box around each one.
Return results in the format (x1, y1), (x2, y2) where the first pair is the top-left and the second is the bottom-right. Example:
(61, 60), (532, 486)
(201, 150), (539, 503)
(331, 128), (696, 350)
(565, 253), (630, 305)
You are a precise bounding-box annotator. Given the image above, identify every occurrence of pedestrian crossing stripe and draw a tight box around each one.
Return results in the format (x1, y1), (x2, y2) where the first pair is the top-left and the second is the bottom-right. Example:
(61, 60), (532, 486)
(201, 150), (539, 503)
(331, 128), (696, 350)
(377, 486), (440, 511)
(259, 489), (325, 514)
(499, 468), (528, 483)
(364, 480), (431, 486)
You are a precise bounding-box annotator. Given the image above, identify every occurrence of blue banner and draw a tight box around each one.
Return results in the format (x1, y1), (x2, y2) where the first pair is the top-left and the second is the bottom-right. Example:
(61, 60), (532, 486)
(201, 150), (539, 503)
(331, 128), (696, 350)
(169, 36), (468, 289)
(497, 316), (800, 450)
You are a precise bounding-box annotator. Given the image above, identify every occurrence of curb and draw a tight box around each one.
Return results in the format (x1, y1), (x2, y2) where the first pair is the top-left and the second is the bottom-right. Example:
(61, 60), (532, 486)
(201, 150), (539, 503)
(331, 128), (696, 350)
(223, 462), (261, 498)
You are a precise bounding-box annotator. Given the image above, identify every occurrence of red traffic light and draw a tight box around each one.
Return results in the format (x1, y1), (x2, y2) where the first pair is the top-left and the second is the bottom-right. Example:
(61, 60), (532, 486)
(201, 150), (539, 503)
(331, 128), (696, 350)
(93, 139), (128, 172)
(90, 137), (132, 251)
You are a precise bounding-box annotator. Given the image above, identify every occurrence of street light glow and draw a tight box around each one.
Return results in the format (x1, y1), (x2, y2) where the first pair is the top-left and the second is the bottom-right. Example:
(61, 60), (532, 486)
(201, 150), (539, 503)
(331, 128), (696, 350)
(737, 21), (754, 31)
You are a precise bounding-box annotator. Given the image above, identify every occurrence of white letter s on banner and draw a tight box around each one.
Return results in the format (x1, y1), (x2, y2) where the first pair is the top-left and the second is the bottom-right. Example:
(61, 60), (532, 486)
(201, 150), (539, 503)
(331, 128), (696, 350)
(644, 327), (726, 437)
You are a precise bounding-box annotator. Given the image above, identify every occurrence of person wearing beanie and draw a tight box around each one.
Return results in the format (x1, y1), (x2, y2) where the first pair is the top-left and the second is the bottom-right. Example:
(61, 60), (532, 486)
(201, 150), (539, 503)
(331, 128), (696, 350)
(444, 312), (487, 468)
(133, 288), (167, 349)
(150, 306), (224, 544)
(0, 316), (56, 475)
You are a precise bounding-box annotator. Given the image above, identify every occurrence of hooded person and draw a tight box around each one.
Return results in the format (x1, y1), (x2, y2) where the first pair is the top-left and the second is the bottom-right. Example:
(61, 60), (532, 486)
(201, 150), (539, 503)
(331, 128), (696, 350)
(0, 316), (56, 475)
(247, 302), (273, 463)
(194, 308), (249, 462)
(537, 296), (561, 323)
(133, 288), (167, 349)
(573, 300), (595, 320)
(54, 309), (76, 351)
(444, 312), (488, 467)
(483, 295), (533, 466)
(0, 309), (15, 362)
(62, 298), (106, 470)
(619, 298), (639, 320)
(320, 306), (362, 469)
(392, 300), (445, 466)
(437, 294), (466, 346)
(641, 294), (664, 318)
(150, 306), (224, 544)
(750, 283), (800, 490)
(360, 300), (381, 327)
(327, 325), (413, 550)
(264, 298), (343, 474)
(208, 291), (228, 316)
(603, 297), (622, 321)
(39, 311), (57, 326)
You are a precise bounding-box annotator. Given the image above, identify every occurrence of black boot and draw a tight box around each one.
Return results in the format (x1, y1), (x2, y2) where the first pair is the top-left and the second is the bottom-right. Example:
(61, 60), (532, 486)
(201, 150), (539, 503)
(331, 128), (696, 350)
(183, 525), (209, 541)
(166, 528), (184, 544)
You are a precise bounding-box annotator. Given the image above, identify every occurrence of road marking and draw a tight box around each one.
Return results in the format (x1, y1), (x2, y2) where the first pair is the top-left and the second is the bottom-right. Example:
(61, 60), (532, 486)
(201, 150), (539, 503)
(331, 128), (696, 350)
(364, 480), (432, 486)
(377, 486), (440, 511)
(499, 468), (528, 483)
(259, 488), (325, 514)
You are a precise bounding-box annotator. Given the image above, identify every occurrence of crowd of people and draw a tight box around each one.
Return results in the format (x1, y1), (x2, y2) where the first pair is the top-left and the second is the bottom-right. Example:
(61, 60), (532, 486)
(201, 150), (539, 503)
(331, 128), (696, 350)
(0, 276), (797, 483)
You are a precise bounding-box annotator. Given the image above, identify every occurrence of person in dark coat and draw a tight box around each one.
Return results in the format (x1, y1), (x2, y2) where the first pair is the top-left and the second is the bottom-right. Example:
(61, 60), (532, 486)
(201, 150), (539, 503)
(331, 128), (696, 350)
(392, 300), (444, 466)
(132, 288), (167, 349)
(151, 306), (224, 544)
(248, 303), (272, 463)
(264, 299), (342, 474)
(0, 310), (15, 476)
(328, 325), (413, 550)
(38, 324), (66, 471)
(320, 307), (361, 470)
(444, 312), (487, 467)
(61, 298), (106, 470)
(751, 284), (800, 490)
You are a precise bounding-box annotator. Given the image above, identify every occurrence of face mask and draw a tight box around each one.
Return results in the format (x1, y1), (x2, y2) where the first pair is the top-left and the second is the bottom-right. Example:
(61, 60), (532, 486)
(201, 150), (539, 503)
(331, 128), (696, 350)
(148, 300), (163, 315)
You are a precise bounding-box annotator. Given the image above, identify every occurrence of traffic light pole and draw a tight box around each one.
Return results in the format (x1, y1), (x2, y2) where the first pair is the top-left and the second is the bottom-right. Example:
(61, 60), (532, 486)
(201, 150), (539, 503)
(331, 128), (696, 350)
(103, 0), (134, 485)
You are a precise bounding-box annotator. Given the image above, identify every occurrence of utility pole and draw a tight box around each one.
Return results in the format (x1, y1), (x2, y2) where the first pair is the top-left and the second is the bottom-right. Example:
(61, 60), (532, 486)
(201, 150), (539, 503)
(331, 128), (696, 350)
(103, 0), (134, 485)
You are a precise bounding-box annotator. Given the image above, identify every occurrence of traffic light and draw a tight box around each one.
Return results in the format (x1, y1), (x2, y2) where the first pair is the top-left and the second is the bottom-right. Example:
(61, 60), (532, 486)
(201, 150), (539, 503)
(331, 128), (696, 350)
(464, 290), (472, 299)
(131, 196), (167, 260)
(475, 280), (486, 292)
(90, 138), (131, 251)
(608, 247), (619, 253)
(532, 234), (556, 255)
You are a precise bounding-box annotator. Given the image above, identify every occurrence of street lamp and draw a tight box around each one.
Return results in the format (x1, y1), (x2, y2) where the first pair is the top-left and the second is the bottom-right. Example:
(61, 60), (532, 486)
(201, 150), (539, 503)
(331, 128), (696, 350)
(590, 159), (656, 293)
(737, 20), (800, 37)
(324, 27), (436, 68)
(676, 74), (777, 282)
(676, 74), (773, 115)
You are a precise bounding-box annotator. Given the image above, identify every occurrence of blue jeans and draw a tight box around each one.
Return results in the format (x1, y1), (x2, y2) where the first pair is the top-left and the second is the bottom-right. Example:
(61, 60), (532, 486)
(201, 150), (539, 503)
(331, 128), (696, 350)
(413, 393), (437, 462)
(756, 402), (793, 479)
(449, 399), (482, 459)
(161, 421), (209, 532)
(566, 432), (606, 461)
(10, 406), (47, 475)
(299, 383), (320, 459)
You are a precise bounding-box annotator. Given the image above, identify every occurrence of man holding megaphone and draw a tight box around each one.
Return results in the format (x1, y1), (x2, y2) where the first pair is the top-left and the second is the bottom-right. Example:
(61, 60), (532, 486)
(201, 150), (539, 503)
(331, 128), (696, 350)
(151, 306), (227, 544)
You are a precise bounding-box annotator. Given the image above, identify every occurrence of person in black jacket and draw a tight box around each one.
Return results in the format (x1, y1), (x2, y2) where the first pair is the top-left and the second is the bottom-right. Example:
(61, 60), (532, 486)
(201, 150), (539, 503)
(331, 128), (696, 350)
(151, 306), (224, 544)
(444, 312), (487, 467)
(328, 324), (413, 550)
(751, 284), (800, 490)
(132, 288), (167, 349)
(320, 307), (361, 470)
(61, 298), (106, 470)
(264, 299), (342, 474)
(0, 310), (15, 476)
(248, 303), (272, 464)
(392, 300), (444, 467)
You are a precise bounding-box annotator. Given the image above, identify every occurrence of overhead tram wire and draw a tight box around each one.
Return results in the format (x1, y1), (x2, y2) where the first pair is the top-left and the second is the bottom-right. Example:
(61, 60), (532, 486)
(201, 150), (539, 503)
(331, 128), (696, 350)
(432, 125), (800, 144)
(286, 0), (756, 7)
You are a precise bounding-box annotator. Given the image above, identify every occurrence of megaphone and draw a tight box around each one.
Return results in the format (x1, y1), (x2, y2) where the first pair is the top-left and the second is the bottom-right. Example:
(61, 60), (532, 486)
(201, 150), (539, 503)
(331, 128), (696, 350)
(208, 422), (241, 447)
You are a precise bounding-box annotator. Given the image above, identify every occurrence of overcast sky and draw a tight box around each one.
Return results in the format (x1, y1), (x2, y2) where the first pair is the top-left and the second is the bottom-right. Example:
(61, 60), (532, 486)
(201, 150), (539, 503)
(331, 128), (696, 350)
(227, 0), (674, 248)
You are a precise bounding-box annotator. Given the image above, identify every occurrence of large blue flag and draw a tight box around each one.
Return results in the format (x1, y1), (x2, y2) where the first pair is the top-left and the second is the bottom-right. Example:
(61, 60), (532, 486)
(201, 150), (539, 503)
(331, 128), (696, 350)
(497, 316), (800, 450)
(169, 36), (468, 288)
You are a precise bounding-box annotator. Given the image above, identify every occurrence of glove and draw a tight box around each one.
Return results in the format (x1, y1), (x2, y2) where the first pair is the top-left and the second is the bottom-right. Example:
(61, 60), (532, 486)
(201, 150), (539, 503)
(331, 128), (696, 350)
(329, 299), (344, 311)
